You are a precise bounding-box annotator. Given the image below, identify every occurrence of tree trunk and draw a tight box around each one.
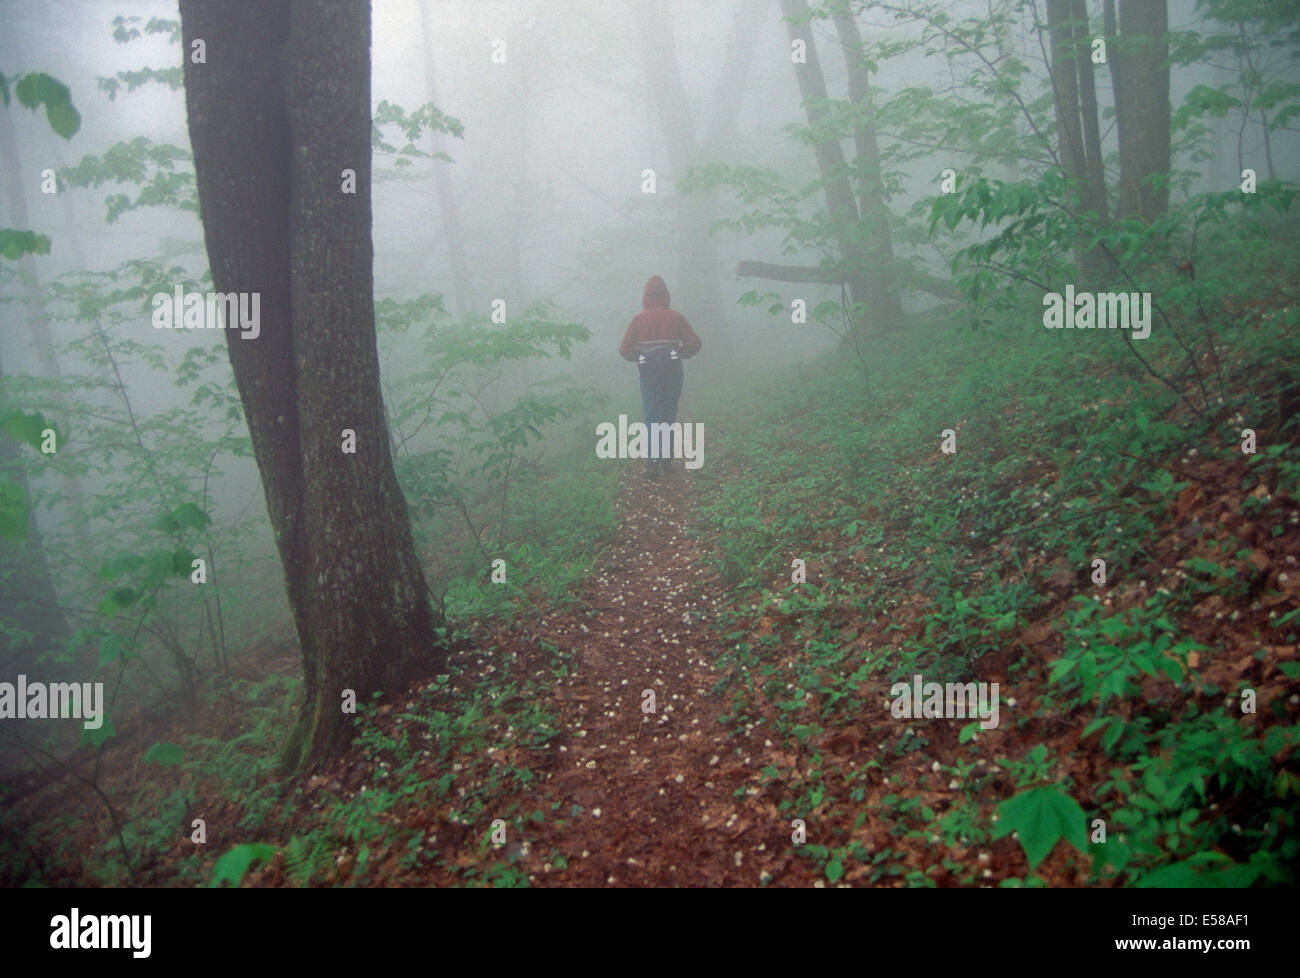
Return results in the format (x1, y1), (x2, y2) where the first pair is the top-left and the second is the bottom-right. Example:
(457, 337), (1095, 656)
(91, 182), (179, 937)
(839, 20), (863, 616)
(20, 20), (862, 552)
(180, 0), (443, 774)
(1072, 0), (1109, 224)
(778, 0), (871, 335)
(1113, 0), (1170, 219)
(1104, 0), (1121, 130)
(1047, 0), (1089, 188)
(1046, 0), (1111, 278)
(830, 1), (903, 332)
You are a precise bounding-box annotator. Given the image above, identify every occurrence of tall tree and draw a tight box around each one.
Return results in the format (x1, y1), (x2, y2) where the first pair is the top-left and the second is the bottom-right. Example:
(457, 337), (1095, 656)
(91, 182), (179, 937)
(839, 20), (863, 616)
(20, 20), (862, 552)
(179, 0), (443, 773)
(1108, 0), (1171, 219)
(777, 0), (873, 333)
(736, 0), (925, 331)
(1071, 0), (1108, 220)
(1046, 0), (1111, 276)
(830, 0), (903, 332)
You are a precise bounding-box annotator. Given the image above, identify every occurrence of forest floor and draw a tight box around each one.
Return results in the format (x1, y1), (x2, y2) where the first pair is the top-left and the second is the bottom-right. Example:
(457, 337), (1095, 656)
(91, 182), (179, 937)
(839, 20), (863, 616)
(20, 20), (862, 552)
(8, 330), (1299, 888)
(257, 398), (1300, 888)
(459, 465), (812, 885)
(12, 425), (1298, 888)
(291, 462), (830, 886)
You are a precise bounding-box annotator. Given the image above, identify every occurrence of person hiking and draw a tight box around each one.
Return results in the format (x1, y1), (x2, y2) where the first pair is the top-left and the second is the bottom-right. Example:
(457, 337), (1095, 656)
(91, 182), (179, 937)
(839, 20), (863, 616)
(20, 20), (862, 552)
(618, 275), (702, 477)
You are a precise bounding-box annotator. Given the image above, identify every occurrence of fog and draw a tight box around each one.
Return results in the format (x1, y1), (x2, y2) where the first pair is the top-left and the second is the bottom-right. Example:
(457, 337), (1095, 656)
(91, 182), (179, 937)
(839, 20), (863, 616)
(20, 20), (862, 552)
(3, 0), (1295, 737)
(1, 0), (1298, 894)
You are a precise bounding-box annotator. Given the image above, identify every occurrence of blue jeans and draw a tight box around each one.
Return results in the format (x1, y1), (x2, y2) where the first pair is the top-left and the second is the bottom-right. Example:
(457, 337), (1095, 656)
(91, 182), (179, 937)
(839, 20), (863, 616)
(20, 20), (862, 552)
(639, 361), (684, 462)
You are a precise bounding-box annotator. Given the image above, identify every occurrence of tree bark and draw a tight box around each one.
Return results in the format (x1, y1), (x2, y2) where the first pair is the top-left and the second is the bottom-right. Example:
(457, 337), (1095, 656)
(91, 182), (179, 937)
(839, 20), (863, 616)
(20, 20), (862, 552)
(1113, 0), (1170, 219)
(778, 0), (872, 334)
(1047, 0), (1089, 190)
(1104, 0), (1121, 130)
(830, 1), (903, 332)
(1072, 0), (1109, 224)
(1046, 0), (1111, 277)
(180, 0), (443, 773)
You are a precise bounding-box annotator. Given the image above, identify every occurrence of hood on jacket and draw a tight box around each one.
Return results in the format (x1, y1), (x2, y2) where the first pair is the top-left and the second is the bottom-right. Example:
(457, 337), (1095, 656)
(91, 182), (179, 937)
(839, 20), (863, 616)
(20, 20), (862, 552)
(642, 275), (670, 309)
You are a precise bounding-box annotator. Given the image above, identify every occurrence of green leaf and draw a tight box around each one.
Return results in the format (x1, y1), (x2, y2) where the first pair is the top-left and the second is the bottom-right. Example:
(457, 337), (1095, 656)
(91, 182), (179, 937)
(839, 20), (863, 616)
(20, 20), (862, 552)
(146, 548), (175, 582)
(172, 547), (199, 576)
(0, 481), (30, 541)
(2, 410), (56, 450)
(143, 741), (185, 766)
(210, 843), (278, 888)
(99, 552), (144, 581)
(1101, 718), (1124, 753)
(0, 228), (52, 260)
(80, 715), (116, 748)
(97, 587), (122, 619)
(45, 99), (80, 139)
(98, 633), (132, 667)
(1048, 657), (1076, 683)
(110, 585), (139, 608)
(992, 786), (1089, 871)
(1082, 716), (1110, 739)
(1136, 855), (1258, 888)
(153, 502), (212, 534)
(825, 857), (844, 882)
(13, 72), (81, 138)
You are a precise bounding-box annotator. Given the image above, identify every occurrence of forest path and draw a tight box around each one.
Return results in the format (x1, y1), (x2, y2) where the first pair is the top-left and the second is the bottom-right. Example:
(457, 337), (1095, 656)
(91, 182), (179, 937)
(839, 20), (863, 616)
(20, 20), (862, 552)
(509, 464), (819, 887)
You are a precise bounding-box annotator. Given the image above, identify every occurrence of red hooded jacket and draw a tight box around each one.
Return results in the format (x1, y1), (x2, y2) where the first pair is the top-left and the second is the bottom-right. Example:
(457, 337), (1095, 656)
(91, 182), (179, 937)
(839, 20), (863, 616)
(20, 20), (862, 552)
(618, 275), (703, 362)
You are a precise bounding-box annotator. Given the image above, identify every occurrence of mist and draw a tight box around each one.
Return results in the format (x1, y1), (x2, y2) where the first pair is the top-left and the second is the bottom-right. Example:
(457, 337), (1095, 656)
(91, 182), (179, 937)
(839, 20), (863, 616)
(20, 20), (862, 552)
(1, 0), (1297, 914)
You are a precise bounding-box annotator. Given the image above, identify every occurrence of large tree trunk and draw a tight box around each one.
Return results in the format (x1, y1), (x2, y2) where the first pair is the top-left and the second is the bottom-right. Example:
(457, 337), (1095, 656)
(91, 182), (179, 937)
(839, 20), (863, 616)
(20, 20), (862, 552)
(180, 0), (443, 774)
(1112, 0), (1170, 220)
(830, 1), (903, 332)
(778, 0), (872, 335)
(1072, 0), (1109, 223)
(1047, 0), (1089, 191)
(1046, 0), (1111, 278)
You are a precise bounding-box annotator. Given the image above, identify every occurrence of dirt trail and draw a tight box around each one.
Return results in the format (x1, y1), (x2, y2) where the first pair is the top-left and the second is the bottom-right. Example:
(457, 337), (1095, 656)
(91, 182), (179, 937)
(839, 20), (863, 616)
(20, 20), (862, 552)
(512, 464), (818, 886)
(12, 458), (830, 888)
